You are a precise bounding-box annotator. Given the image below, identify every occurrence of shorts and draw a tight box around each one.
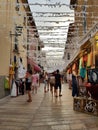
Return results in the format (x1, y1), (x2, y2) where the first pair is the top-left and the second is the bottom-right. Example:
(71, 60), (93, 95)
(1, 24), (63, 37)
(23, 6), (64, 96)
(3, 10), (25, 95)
(44, 80), (48, 85)
(55, 83), (61, 90)
(32, 83), (38, 87)
(26, 82), (32, 91)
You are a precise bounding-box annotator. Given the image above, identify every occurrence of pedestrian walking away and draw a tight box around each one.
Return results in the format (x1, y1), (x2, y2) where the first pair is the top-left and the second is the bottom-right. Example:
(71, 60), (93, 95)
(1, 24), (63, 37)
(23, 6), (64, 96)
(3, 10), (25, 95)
(43, 71), (48, 92)
(54, 69), (62, 97)
(25, 70), (32, 102)
(32, 71), (39, 94)
(49, 74), (55, 96)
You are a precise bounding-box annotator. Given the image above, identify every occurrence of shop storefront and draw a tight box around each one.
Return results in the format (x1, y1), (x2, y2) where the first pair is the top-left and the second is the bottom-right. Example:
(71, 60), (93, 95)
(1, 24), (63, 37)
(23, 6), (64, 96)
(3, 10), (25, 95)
(66, 23), (98, 116)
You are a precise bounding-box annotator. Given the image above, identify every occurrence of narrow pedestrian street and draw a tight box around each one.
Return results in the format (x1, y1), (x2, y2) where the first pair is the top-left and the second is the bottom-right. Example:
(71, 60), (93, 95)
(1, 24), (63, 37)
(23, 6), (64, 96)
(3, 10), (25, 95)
(0, 1), (98, 130)
(0, 83), (98, 130)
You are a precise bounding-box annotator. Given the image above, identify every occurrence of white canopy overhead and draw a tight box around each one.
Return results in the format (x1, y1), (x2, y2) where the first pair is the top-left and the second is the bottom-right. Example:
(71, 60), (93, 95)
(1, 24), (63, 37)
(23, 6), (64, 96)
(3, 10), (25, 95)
(28, 0), (74, 72)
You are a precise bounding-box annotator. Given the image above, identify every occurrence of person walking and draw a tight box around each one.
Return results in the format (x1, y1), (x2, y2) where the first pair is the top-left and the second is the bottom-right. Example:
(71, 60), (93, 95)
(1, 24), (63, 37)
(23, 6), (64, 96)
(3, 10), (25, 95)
(54, 69), (62, 97)
(72, 70), (78, 97)
(25, 70), (32, 102)
(43, 71), (48, 92)
(49, 74), (55, 96)
(32, 71), (39, 94)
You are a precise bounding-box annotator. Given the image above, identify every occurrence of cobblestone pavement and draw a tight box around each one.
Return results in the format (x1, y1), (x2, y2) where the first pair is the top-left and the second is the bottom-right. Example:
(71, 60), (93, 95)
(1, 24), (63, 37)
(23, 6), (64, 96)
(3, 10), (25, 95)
(0, 83), (98, 130)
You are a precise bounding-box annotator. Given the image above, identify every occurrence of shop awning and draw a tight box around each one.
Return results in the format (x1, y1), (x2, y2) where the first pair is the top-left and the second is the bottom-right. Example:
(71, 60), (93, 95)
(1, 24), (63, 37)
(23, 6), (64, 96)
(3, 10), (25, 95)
(33, 64), (41, 72)
(27, 58), (41, 72)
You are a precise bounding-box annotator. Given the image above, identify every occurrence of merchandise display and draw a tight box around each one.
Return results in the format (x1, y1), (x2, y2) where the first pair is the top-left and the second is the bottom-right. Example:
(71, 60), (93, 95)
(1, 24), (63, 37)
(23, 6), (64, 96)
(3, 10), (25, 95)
(73, 69), (98, 116)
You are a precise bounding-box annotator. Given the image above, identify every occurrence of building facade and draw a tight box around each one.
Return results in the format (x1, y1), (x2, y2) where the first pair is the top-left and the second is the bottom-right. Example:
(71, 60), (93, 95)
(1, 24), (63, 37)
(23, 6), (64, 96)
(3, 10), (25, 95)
(64, 0), (98, 71)
(0, 0), (39, 98)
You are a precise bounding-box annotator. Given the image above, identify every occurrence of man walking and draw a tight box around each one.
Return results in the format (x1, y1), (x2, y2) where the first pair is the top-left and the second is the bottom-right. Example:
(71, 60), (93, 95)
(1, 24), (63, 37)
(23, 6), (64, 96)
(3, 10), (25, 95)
(54, 69), (62, 97)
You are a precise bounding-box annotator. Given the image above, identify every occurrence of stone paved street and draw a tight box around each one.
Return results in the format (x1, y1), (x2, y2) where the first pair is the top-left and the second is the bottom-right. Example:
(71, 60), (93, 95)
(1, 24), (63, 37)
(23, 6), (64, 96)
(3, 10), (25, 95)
(0, 83), (98, 130)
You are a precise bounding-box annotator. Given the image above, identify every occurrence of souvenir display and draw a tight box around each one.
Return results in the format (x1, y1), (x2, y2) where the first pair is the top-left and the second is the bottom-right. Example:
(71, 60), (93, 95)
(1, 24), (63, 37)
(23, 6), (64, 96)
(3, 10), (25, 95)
(87, 69), (98, 84)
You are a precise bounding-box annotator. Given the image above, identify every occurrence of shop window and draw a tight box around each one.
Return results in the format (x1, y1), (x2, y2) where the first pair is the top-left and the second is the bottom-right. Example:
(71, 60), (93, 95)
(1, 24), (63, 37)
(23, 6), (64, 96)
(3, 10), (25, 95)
(14, 56), (16, 63)
(16, 26), (23, 36)
(13, 36), (18, 52)
(14, 44), (18, 52)
(20, 57), (22, 63)
(23, 16), (26, 26)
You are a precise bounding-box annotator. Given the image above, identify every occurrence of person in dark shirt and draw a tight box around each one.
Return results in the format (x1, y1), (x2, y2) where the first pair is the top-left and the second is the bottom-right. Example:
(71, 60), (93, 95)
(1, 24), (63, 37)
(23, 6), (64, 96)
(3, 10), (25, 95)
(72, 70), (78, 97)
(54, 69), (62, 97)
(25, 70), (32, 102)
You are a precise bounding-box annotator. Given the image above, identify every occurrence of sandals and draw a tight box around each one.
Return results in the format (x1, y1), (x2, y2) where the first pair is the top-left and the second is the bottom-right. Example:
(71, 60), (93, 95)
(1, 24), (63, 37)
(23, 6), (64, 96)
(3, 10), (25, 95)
(27, 99), (32, 102)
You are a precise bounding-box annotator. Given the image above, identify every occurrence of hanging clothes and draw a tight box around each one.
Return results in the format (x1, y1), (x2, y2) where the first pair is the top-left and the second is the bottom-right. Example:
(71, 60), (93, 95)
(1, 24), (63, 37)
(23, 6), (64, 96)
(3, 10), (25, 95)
(80, 67), (86, 79)
(72, 73), (78, 97)
(83, 54), (88, 62)
(79, 57), (83, 70)
(87, 52), (92, 67)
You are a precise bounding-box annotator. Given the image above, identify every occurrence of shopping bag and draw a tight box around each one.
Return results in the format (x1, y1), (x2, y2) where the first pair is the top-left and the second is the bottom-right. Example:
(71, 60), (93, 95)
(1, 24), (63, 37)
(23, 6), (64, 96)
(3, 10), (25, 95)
(10, 81), (17, 97)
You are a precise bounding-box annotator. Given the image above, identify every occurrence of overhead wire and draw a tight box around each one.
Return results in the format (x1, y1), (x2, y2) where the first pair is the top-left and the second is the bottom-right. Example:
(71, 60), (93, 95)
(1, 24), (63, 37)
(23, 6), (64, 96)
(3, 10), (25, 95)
(1, 1), (97, 69)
